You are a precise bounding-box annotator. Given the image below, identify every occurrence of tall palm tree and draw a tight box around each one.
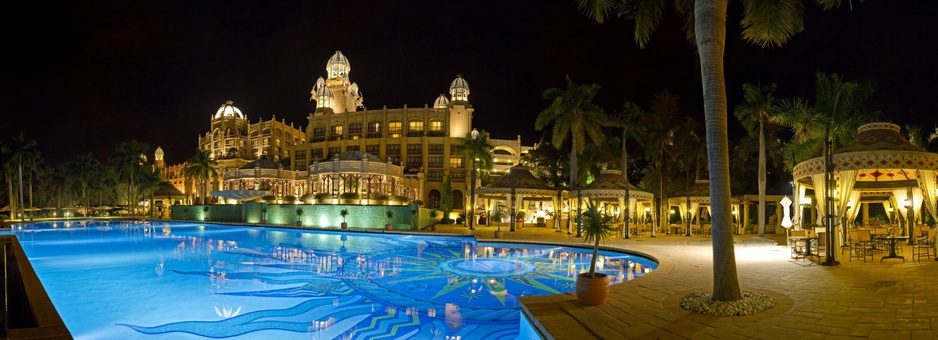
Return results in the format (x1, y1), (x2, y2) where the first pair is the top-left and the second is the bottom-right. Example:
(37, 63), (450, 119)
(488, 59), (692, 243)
(110, 141), (149, 216)
(608, 103), (647, 238)
(734, 83), (779, 237)
(64, 154), (102, 216)
(536, 75), (609, 237)
(2, 133), (39, 220)
(677, 117), (706, 236)
(577, 0), (865, 301)
(135, 166), (163, 217)
(643, 90), (682, 237)
(185, 149), (218, 205)
(459, 129), (494, 230)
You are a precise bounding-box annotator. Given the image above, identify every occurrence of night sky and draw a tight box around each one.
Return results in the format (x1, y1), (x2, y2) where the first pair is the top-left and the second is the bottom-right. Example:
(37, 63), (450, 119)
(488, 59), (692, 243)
(3, 1), (936, 167)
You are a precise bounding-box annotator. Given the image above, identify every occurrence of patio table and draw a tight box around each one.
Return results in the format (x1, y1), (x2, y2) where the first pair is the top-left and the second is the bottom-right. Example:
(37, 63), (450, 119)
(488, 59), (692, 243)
(789, 235), (819, 259)
(878, 235), (909, 262)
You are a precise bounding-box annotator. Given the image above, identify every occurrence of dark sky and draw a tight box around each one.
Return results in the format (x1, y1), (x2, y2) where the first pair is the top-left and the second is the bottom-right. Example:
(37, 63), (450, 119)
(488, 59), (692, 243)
(3, 1), (936, 167)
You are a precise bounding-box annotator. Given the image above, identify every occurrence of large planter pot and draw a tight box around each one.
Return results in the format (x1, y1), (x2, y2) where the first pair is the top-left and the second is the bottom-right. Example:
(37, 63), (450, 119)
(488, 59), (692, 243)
(341, 222), (348, 229)
(385, 224), (393, 231)
(494, 230), (504, 239)
(576, 273), (611, 306)
(430, 224), (437, 231)
(296, 221), (302, 226)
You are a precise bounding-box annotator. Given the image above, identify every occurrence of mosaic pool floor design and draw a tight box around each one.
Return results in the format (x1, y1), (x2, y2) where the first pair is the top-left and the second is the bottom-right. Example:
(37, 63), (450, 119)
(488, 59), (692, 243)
(12, 220), (656, 339)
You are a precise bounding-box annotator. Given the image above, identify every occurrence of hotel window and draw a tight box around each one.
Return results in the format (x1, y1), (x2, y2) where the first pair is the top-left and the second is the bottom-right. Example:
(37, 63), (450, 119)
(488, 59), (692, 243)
(427, 170), (443, 182)
(367, 122), (381, 138)
(406, 156), (423, 168)
(313, 127), (326, 138)
(296, 161), (306, 170)
(386, 144), (400, 155)
(450, 145), (464, 155)
(331, 125), (343, 136)
(407, 120), (424, 136)
(346, 145), (359, 152)
(349, 123), (362, 135)
(428, 144), (443, 155)
(406, 144), (422, 154)
(428, 157), (443, 168)
(311, 149), (323, 160)
(295, 150), (306, 158)
(366, 145), (380, 155)
(450, 157), (464, 169)
(388, 156), (401, 165)
(388, 121), (402, 132)
(451, 172), (465, 182)
(429, 120), (443, 131)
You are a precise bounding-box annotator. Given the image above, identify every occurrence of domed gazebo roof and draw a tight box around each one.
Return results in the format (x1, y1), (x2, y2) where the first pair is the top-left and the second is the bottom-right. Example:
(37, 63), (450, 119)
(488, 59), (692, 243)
(667, 179), (714, 205)
(571, 170), (652, 200)
(240, 158), (281, 170)
(335, 150), (381, 162)
(476, 165), (560, 198)
(793, 122), (938, 181)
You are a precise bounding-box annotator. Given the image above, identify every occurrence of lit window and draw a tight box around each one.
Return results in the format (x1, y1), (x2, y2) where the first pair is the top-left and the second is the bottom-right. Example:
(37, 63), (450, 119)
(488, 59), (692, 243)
(388, 121), (402, 132)
(429, 121), (443, 131)
(408, 120), (424, 132)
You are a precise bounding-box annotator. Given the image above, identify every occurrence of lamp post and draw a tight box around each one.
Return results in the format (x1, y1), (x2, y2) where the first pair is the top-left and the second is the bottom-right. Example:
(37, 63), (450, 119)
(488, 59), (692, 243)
(822, 127), (839, 266)
(904, 195), (913, 245)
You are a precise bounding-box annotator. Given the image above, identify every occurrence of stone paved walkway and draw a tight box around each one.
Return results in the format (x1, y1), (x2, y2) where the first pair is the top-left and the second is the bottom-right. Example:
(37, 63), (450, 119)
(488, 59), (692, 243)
(432, 223), (938, 339)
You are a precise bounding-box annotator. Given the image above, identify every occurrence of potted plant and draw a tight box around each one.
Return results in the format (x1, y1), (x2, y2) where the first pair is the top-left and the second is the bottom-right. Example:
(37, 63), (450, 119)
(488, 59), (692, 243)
(260, 207), (268, 224)
(744, 224), (755, 234)
(576, 199), (617, 306)
(296, 208), (304, 226)
(429, 209), (439, 231)
(340, 208), (349, 229)
(492, 208), (505, 238)
(385, 210), (394, 230)
(315, 193), (333, 204)
(339, 192), (360, 204)
(516, 210), (526, 229)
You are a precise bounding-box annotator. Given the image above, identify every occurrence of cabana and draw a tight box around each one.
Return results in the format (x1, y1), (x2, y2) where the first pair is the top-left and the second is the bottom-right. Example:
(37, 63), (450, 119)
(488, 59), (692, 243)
(667, 180), (747, 235)
(475, 165), (566, 231)
(569, 169), (654, 237)
(792, 122), (938, 251)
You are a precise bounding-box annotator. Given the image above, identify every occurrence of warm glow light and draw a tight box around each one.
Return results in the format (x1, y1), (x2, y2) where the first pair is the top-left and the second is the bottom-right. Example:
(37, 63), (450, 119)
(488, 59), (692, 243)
(903, 198), (911, 208)
(801, 197), (812, 205)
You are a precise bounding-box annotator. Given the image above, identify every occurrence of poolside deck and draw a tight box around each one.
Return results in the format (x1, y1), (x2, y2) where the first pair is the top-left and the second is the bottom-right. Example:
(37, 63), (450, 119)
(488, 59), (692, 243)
(433, 223), (938, 339)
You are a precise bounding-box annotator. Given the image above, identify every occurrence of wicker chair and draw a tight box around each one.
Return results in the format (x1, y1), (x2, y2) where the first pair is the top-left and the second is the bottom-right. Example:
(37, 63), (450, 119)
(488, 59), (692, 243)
(913, 227), (936, 262)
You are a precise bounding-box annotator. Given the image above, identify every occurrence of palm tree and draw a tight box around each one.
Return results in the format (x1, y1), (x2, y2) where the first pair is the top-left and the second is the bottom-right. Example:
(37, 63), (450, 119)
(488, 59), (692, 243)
(110, 141), (149, 216)
(64, 154), (102, 216)
(2, 133), (39, 220)
(185, 149), (218, 205)
(677, 117), (706, 236)
(459, 129), (494, 230)
(577, 0), (866, 301)
(643, 90), (682, 237)
(520, 142), (570, 233)
(536, 75), (608, 237)
(609, 102), (648, 238)
(734, 83), (780, 237)
(773, 72), (877, 162)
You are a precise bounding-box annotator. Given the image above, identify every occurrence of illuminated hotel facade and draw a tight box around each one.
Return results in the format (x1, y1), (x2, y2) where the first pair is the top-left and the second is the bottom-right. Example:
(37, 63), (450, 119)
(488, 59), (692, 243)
(292, 51), (531, 210)
(161, 51), (531, 211)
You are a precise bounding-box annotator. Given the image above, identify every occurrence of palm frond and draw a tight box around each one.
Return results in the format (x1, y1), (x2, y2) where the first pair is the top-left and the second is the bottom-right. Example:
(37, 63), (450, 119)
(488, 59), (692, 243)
(617, 0), (667, 48)
(576, 0), (617, 24)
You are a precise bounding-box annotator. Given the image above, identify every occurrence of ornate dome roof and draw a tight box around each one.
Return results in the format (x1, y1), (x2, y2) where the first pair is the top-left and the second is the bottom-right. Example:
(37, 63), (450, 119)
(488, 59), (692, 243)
(449, 75), (469, 102)
(154, 146), (164, 161)
(327, 50), (350, 79)
(240, 158), (281, 170)
(336, 150), (381, 162)
(433, 94), (449, 108)
(313, 82), (334, 109)
(214, 100), (244, 119)
(835, 122), (922, 153)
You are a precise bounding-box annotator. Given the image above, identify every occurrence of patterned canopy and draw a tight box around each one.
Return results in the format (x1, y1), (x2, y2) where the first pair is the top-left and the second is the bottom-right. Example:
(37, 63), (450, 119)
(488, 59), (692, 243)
(476, 165), (561, 199)
(570, 170), (652, 201)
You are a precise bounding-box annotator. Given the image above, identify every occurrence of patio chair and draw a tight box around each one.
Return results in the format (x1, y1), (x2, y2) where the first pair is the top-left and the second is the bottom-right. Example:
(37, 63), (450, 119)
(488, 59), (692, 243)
(789, 229), (807, 260)
(913, 228), (936, 262)
(813, 232), (827, 264)
(851, 229), (875, 262)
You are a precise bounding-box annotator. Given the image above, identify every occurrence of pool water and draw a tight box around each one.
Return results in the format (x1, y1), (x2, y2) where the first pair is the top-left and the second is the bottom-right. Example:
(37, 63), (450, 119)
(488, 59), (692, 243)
(11, 220), (656, 339)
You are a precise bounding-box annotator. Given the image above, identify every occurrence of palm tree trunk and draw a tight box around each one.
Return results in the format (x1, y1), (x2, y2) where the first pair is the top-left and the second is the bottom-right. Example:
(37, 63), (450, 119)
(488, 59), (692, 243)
(571, 137), (581, 237)
(623, 132), (631, 239)
(6, 171), (14, 219)
(758, 120), (766, 237)
(18, 160), (25, 219)
(696, 0), (741, 301)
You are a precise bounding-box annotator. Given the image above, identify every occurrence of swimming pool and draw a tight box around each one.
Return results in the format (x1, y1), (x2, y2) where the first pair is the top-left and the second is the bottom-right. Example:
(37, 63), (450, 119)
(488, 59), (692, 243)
(11, 220), (657, 339)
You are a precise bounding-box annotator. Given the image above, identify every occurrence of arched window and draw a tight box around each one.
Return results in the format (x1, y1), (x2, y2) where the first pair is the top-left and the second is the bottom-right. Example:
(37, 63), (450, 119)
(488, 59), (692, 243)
(428, 189), (441, 209)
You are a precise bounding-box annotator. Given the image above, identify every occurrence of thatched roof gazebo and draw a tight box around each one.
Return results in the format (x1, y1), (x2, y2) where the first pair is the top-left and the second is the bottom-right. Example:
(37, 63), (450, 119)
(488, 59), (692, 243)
(792, 122), (938, 248)
(570, 169), (654, 221)
(475, 165), (567, 230)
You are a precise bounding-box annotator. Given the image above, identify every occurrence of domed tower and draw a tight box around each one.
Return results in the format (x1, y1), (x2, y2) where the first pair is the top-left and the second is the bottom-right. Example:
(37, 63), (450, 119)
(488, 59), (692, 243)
(311, 77), (335, 113)
(314, 50), (363, 114)
(203, 100), (249, 159)
(447, 75), (473, 138)
(449, 74), (470, 103)
(154, 146), (165, 171)
(433, 94), (450, 109)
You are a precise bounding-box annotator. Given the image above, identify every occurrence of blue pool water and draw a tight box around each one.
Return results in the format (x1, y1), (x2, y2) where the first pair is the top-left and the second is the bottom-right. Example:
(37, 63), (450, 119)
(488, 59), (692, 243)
(11, 220), (657, 339)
